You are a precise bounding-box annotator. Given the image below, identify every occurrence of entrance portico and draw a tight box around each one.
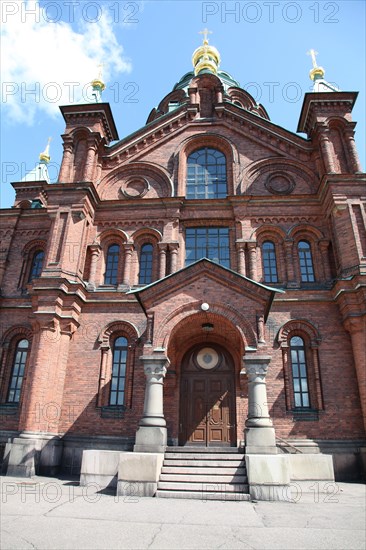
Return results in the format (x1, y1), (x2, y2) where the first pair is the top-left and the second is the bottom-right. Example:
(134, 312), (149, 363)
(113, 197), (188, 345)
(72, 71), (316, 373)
(130, 258), (281, 452)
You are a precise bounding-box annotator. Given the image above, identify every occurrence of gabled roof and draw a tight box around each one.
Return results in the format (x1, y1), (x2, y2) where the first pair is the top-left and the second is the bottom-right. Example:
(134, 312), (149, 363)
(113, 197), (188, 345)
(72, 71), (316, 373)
(129, 258), (284, 320)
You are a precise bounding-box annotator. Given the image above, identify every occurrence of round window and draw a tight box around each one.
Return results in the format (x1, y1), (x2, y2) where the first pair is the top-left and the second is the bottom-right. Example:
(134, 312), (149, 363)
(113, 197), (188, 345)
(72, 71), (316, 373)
(196, 347), (219, 370)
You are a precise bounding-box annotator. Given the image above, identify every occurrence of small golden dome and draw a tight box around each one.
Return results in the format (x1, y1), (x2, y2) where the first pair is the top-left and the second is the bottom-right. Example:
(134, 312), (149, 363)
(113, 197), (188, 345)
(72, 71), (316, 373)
(39, 137), (51, 164)
(307, 49), (325, 81)
(192, 29), (221, 76)
(91, 78), (106, 92)
(309, 66), (325, 81)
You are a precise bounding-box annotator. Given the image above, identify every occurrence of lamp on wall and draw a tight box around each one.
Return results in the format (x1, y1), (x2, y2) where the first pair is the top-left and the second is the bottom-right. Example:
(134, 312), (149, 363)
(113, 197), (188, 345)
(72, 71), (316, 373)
(202, 323), (214, 332)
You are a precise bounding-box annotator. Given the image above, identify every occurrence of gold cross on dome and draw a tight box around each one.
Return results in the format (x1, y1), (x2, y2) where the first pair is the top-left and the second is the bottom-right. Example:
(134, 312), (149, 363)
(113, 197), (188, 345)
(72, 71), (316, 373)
(199, 28), (212, 43)
(307, 49), (319, 69)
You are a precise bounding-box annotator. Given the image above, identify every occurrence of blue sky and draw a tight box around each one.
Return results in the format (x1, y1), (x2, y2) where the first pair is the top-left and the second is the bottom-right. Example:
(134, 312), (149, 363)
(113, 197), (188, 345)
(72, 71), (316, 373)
(1, 0), (365, 208)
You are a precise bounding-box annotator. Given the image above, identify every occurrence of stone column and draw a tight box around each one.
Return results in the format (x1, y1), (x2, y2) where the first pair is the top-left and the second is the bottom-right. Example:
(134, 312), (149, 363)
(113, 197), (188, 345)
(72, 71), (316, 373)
(158, 244), (167, 279)
(284, 239), (297, 288)
(257, 314), (265, 344)
(319, 239), (332, 282)
(58, 143), (73, 183)
(188, 87), (197, 104)
(345, 130), (363, 173)
(247, 242), (257, 280)
(0, 342), (9, 401)
(87, 244), (101, 290)
(242, 354), (277, 454)
(97, 346), (110, 407)
(134, 352), (169, 453)
(169, 243), (179, 274)
(311, 345), (324, 410)
(319, 132), (336, 173)
(122, 244), (134, 287)
(7, 317), (78, 477)
(83, 144), (97, 181)
(236, 241), (246, 276)
(344, 317), (366, 433)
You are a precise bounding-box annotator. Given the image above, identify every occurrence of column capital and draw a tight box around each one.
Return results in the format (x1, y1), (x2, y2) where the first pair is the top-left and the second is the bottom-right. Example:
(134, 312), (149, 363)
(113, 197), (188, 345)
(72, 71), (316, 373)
(235, 239), (246, 250)
(168, 242), (179, 252)
(243, 355), (271, 377)
(123, 243), (134, 253)
(141, 353), (170, 377)
(344, 316), (364, 335)
(247, 241), (257, 251)
(89, 243), (101, 254)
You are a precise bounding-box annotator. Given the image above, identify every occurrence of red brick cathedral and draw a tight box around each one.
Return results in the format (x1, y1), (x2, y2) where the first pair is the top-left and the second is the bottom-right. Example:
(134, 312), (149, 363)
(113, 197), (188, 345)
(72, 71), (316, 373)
(1, 37), (365, 485)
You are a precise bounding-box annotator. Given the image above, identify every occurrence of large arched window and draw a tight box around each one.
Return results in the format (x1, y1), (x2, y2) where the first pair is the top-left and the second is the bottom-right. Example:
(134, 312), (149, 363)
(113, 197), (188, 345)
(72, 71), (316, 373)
(298, 240), (315, 282)
(7, 339), (29, 403)
(290, 336), (310, 408)
(109, 336), (128, 406)
(104, 244), (120, 285)
(262, 241), (278, 283)
(186, 148), (227, 199)
(139, 244), (153, 285)
(28, 250), (44, 282)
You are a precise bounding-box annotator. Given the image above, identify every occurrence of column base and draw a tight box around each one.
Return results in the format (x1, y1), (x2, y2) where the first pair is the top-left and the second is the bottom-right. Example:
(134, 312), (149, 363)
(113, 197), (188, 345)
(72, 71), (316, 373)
(6, 434), (63, 477)
(134, 426), (167, 453)
(245, 426), (277, 454)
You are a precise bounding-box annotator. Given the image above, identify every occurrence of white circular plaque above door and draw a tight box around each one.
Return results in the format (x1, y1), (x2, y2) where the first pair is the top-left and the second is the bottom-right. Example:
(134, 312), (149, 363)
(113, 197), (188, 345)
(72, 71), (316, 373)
(196, 347), (219, 370)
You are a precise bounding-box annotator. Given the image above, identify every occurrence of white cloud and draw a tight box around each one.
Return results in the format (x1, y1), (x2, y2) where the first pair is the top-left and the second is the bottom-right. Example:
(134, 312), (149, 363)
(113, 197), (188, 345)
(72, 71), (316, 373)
(0, 0), (132, 124)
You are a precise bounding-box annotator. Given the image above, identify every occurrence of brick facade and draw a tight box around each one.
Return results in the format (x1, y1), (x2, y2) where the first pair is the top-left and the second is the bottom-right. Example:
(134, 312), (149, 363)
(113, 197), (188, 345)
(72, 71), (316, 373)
(1, 56), (365, 480)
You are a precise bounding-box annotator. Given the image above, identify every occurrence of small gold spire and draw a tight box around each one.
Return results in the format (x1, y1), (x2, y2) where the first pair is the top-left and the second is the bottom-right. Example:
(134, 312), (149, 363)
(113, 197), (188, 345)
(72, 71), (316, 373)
(307, 49), (325, 80)
(39, 137), (51, 163)
(91, 63), (106, 92)
(192, 29), (221, 76)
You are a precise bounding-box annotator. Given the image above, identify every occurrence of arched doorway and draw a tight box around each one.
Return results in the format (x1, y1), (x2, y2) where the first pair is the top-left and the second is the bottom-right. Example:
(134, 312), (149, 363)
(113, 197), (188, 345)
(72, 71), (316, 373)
(179, 344), (236, 446)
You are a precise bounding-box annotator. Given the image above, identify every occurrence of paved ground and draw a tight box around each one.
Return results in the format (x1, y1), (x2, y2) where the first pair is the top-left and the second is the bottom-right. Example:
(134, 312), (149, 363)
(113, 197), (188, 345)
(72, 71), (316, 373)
(1, 476), (365, 549)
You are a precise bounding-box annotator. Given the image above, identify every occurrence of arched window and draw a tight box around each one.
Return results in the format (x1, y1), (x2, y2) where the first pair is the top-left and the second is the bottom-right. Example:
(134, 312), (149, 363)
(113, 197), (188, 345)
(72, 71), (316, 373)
(262, 241), (278, 283)
(139, 243), (153, 285)
(298, 240), (315, 282)
(110, 336), (128, 406)
(28, 250), (44, 282)
(186, 148), (227, 199)
(104, 244), (120, 285)
(7, 339), (29, 403)
(290, 336), (310, 408)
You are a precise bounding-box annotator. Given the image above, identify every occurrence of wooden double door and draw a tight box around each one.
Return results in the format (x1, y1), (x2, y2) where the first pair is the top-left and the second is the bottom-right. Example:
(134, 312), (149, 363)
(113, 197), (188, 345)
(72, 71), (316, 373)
(179, 345), (236, 446)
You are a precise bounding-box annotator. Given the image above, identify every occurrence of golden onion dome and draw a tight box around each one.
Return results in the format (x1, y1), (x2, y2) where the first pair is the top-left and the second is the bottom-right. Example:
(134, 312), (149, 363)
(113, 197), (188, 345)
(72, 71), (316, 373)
(192, 29), (221, 76)
(309, 66), (325, 81)
(307, 49), (325, 81)
(39, 137), (51, 164)
(91, 78), (106, 92)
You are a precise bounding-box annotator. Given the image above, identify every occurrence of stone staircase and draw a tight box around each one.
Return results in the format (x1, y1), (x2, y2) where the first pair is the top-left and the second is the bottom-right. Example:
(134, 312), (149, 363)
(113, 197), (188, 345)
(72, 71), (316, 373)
(156, 447), (250, 501)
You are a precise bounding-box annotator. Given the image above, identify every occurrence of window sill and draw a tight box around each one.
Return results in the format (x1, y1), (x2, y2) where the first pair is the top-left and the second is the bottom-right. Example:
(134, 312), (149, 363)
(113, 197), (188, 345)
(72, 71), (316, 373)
(289, 408), (319, 421)
(0, 403), (19, 416)
(100, 405), (127, 419)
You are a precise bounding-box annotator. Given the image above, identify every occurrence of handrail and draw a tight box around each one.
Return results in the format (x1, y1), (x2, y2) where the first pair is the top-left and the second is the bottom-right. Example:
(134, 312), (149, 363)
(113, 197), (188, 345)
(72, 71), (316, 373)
(276, 436), (303, 454)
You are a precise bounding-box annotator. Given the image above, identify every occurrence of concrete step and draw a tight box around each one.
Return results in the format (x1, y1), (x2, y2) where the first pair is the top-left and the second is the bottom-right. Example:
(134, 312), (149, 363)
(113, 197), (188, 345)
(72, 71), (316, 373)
(159, 474), (248, 483)
(157, 481), (248, 492)
(165, 447), (243, 454)
(163, 453), (244, 461)
(164, 457), (245, 468)
(163, 459), (245, 468)
(161, 466), (246, 475)
(156, 490), (251, 501)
